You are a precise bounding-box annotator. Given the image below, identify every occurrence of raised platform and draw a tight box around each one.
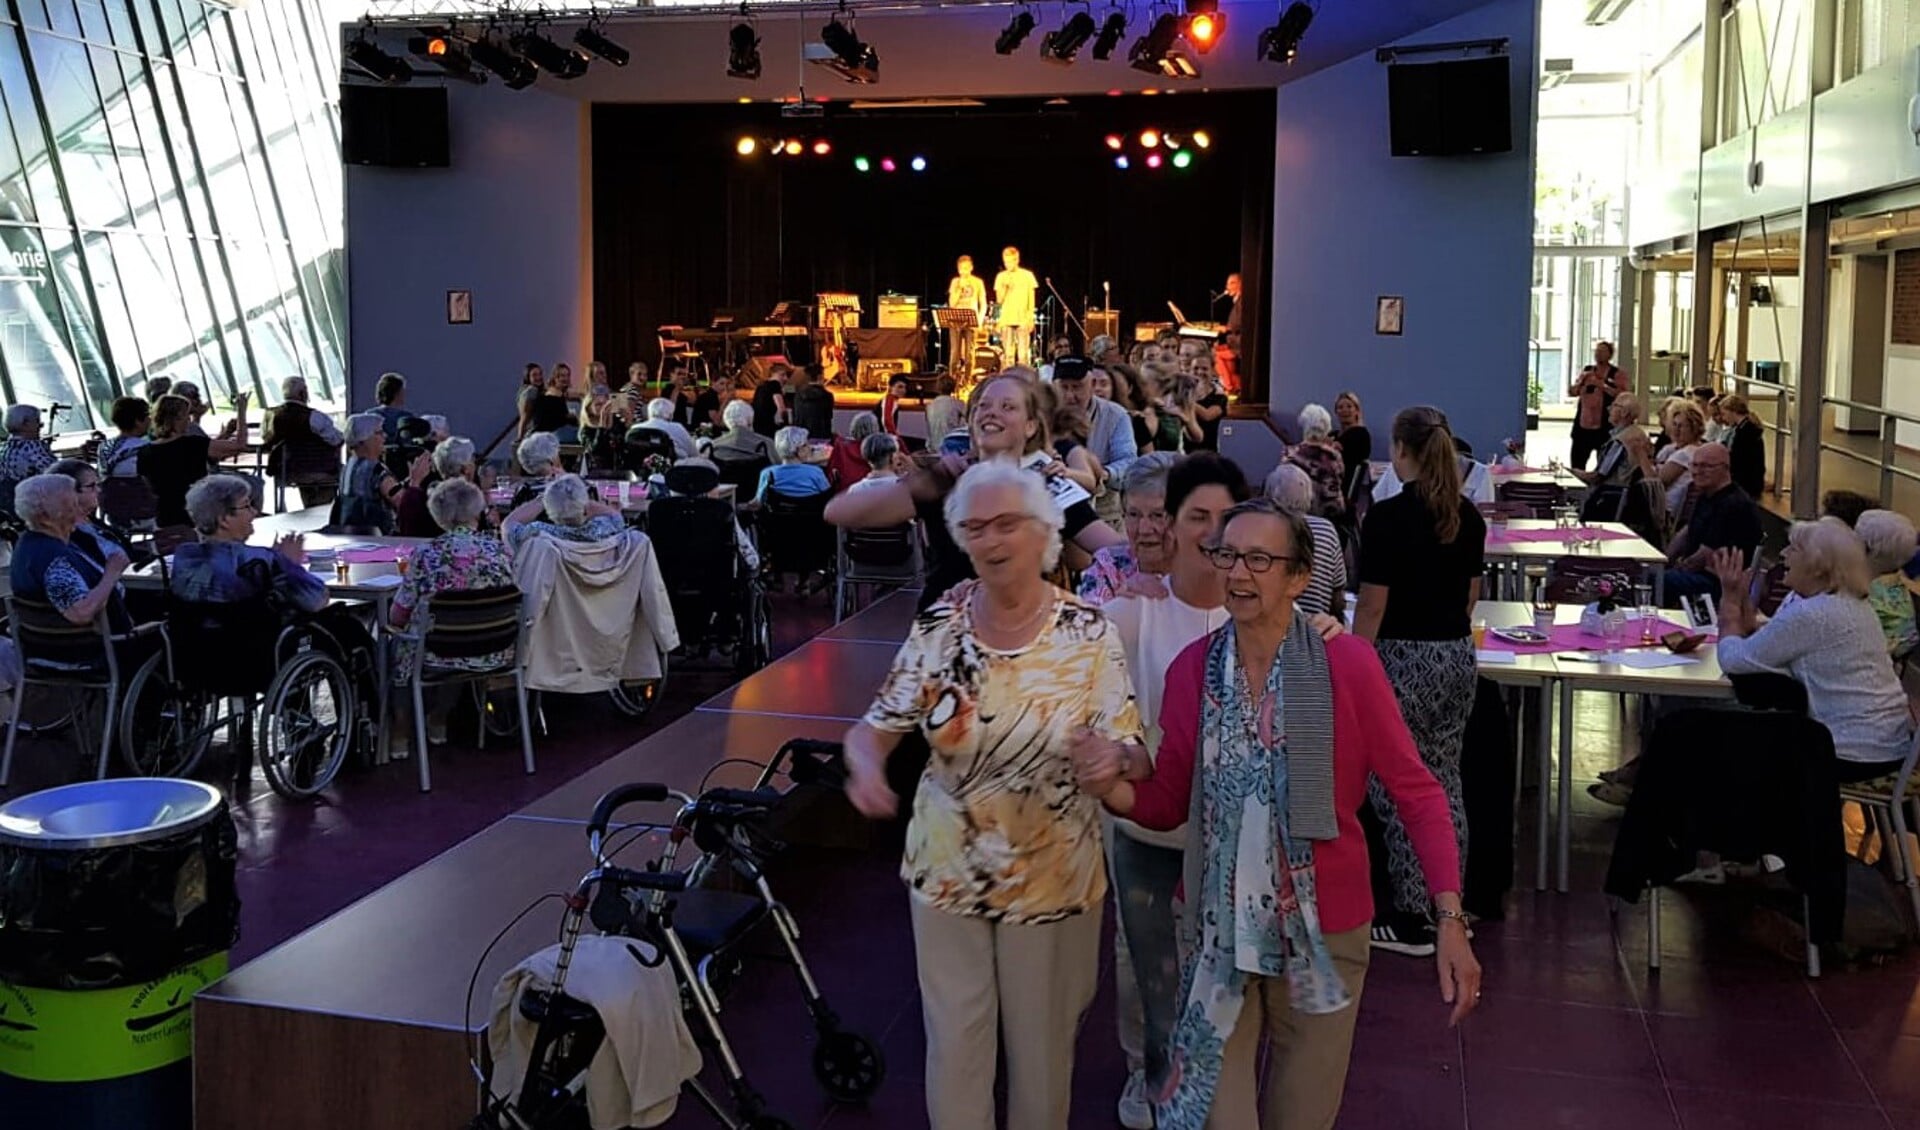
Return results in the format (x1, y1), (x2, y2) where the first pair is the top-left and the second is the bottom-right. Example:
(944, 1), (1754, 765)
(191, 591), (922, 1130)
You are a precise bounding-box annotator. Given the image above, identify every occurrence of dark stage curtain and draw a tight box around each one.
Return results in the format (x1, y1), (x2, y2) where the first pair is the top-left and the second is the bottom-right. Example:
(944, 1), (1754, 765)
(592, 96), (1276, 384)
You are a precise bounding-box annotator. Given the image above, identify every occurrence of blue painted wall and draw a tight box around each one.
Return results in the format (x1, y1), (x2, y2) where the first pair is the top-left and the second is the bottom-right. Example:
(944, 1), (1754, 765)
(344, 83), (586, 450)
(1269, 0), (1537, 462)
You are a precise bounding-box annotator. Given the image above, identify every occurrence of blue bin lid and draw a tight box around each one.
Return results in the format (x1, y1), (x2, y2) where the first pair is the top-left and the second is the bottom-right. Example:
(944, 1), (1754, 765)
(0, 778), (224, 850)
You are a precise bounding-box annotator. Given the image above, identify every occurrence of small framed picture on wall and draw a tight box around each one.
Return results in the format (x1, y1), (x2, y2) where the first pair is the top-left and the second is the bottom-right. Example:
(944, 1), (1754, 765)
(447, 289), (473, 325)
(1375, 295), (1404, 336)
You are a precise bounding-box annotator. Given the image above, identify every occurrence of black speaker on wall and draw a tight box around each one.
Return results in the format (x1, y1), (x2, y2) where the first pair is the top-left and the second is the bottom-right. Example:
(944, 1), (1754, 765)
(1387, 55), (1512, 157)
(341, 85), (450, 168)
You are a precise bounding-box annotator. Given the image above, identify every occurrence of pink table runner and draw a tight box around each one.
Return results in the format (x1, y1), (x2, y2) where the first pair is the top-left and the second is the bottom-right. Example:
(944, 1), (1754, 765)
(1482, 616), (1702, 654)
(337, 545), (408, 564)
(1487, 526), (1638, 544)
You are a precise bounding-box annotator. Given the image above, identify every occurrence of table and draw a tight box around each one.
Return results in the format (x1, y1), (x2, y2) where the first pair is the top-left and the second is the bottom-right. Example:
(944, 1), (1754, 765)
(486, 479), (737, 516)
(1474, 600), (1733, 892)
(1482, 519), (1669, 603)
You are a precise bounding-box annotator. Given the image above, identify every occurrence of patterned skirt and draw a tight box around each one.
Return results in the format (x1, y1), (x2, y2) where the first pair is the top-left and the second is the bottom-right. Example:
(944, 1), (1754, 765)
(1367, 636), (1476, 917)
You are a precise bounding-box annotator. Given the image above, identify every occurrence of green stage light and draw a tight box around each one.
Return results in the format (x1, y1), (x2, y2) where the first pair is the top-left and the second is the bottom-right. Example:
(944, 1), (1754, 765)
(854, 155), (871, 172)
(1171, 149), (1192, 168)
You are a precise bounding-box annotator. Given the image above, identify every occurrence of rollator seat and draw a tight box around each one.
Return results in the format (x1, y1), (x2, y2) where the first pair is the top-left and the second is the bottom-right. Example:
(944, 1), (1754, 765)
(671, 889), (766, 957)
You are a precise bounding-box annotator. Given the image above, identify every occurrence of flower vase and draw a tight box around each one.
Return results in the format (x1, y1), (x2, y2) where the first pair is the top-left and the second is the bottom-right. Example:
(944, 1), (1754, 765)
(1580, 603), (1626, 638)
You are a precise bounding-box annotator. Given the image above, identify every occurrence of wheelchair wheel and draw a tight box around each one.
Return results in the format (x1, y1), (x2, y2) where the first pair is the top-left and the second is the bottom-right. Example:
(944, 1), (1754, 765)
(6, 685), (75, 738)
(118, 653), (218, 778)
(734, 588), (772, 676)
(811, 1029), (884, 1104)
(608, 651), (667, 719)
(257, 649), (354, 799)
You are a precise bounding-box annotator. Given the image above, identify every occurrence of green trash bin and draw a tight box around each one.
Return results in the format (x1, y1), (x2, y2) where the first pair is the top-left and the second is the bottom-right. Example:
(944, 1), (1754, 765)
(0, 778), (238, 1130)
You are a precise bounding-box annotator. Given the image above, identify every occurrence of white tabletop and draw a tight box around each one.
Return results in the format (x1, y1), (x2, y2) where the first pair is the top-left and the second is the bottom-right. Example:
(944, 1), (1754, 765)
(1481, 519), (1667, 565)
(1473, 600), (1731, 697)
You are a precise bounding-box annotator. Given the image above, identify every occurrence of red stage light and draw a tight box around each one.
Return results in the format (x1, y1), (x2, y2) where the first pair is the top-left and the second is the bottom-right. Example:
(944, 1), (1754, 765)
(813, 140), (832, 155)
(1187, 12), (1219, 48)
(1145, 152), (1163, 169)
(880, 157), (897, 172)
(426, 37), (448, 56)
(1104, 134), (1123, 150)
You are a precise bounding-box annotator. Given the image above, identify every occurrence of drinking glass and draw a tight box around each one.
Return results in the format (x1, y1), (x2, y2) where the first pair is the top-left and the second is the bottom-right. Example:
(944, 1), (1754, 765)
(1635, 584), (1655, 644)
(1603, 610), (1629, 656)
(1531, 578), (1555, 627)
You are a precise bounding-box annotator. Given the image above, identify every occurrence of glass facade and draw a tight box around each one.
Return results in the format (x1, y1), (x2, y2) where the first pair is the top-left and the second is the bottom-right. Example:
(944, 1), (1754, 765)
(0, 0), (349, 433)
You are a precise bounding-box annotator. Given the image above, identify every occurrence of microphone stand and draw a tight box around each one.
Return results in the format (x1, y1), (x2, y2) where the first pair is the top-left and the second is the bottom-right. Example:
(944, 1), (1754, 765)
(1043, 277), (1086, 345)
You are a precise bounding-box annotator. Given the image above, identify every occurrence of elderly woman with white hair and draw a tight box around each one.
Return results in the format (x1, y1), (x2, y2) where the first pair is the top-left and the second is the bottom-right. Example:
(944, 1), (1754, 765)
(1709, 518), (1915, 780)
(708, 398), (772, 463)
(1265, 461), (1349, 618)
(829, 412), (884, 491)
(10, 473), (133, 630)
(1856, 509), (1920, 661)
(391, 477), (518, 744)
(0, 403), (56, 485)
(1284, 403), (1347, 521)
(1079, 452), (1181, 606)
(753, 425), (830, 504)
(502, 473), (626, 552)
(338, 412), (428, 534)
(636, 396), (697, 460)
(395, 435), (487, 538)
(170, 474), (328, 612)
(844, 459), (1145, 1130)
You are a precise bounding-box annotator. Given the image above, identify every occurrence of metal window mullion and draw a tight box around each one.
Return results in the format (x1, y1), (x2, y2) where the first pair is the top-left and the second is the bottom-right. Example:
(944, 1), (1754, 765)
(9, 10), (127, 402)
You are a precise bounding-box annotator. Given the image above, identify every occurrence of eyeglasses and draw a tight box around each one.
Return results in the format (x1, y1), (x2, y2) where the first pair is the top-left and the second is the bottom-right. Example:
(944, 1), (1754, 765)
(1123, 508), (1170, 527)
(1203, 546), (1296, 574)
(227, 501), (257, 516)
(957, 513), (1037, 541)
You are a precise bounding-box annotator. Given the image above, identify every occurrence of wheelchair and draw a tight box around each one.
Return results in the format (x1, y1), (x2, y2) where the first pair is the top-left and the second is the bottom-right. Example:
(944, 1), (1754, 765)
(648, 464), (771, 676)
(117, 559), (374, 799)
(475, 739), (881, 1130)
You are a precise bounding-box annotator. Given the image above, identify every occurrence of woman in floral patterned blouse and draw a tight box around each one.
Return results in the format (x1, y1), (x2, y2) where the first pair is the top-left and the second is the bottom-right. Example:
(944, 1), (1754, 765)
(390, 478), (515, 745)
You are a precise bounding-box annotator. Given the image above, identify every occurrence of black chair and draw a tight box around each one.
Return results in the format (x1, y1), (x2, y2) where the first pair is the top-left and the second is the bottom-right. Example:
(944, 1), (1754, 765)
(1495, 479), (1566, 517)
(711, 454), (770, 495)
(834, 523), (921, 622)
(758, 488), (835, 588)
(621, 426), (679, 474)
(646, 489), (769, 675)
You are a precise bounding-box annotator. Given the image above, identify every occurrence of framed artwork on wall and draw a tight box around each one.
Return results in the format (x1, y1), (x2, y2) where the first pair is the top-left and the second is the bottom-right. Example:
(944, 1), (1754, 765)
(447, 289), (472, 325)
(1375, 295), (1404, 336)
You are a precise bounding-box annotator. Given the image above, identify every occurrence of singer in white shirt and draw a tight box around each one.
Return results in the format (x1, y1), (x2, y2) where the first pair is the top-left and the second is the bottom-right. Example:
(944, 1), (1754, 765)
(947, 255), (987, 382)
(993, 245), (1039, 368)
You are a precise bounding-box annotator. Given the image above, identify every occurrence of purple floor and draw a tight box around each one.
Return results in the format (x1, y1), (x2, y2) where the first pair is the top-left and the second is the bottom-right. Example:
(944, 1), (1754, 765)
(13, 590), (1920, 1129)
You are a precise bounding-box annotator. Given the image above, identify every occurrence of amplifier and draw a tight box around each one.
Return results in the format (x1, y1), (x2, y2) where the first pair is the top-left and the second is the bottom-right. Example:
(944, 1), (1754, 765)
(856, 358), (914, 392)
(877, 295), (920, 329)
(1085, 309), (1120, 343)
(1134, 321), (1174, 342)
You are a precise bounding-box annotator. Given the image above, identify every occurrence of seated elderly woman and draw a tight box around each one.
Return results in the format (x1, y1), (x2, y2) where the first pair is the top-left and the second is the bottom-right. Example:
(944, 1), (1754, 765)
(1074, 499), (1477, 1130)
(510, 430), (563, 508)
(1285, 403), (1347, 521)
(1079, 452), (1181, 605)
(503, 473), (626, 552)
(170, 474), (328, 613)
(396, 435), (490, 538)
(753, 426), (831, 505)
(1854, 509), (1920, 662)
(46, 458), (131, 571)
(1709, 517), (1915, 781)
(845, 432), (907, 494)
(0, 404), (56, 489)
(339, 412), (428, 534)
(1264, 462), (1349, 619)
(390, 478), (516, 745)
(636, 397), (698, 460)
(9, 473), (133, 631)
(828, 412), (883, 491)
(707, 399), (773, 463)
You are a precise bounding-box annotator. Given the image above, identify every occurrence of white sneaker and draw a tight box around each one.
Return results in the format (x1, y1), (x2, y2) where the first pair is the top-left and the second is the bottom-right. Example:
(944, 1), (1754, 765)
(1117, 1069), (1155, 1130)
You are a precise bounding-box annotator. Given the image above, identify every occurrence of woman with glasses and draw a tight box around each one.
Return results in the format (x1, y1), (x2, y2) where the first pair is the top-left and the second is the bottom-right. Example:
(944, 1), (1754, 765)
(47, 458), (128, 565)
(1077, 454), (1181, 606)
(1350, 406), (1485, 958)
(1074, 498), (1478, 1130)
(170, 474), (328, 612)
(844, 459), (1144, 1130)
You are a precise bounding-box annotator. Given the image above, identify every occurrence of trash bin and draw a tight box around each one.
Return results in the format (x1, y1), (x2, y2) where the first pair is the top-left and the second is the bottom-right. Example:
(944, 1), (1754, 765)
(0, 778), (238, 1130)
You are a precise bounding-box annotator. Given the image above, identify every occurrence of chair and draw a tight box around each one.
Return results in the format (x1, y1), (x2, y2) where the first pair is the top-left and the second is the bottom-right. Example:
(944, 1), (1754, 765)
(834, 523), (923, 623)
(759, 488), (836, 588)
(394, 585), (534, 793)
(97, 475), (159, 534)
(656, 325), (710, 386)
(268, 438), (341, 513)
(1837, 726), (1920, 935)
(1477, 500), (1534, 523)
(0, 595), (151, 786)
(621, 426), (680, 475)
(1495, 479), (1566, 517)
(712, 454), (770, 494)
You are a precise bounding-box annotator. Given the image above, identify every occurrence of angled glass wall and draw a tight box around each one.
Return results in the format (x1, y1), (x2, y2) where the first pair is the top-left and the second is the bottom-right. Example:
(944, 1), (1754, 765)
(0, 0), (349, 432)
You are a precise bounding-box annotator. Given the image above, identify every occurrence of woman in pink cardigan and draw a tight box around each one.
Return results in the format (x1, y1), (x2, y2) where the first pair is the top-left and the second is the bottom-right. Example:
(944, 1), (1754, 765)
(1074, 499), (1480, 1130)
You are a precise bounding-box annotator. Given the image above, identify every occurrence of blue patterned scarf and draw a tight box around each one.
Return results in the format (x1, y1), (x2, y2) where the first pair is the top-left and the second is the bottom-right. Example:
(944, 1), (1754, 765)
(1154, 616), (1352, 1129)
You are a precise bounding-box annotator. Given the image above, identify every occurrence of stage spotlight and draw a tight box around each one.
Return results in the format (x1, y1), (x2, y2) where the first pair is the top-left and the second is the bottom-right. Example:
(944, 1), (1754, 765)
(1184, 0), (1223, 53)
(1115, 155), (1130, 169)
(736, 137), (757, 156)
(728, 19), (762, 79)
(783, 139), (803, 156)
(1171, 149), (1192, 168)
(813, 140), (832, 156)
(1104, 134), (1124, 150)
(512, 29), (589, 80)
(880, 157), (897, 172)
(1041, 10), (1097, 63)
(1192, 129), (1212, 148)
(1127, 12), (1182, 74)
(1140, 129), (1160, 148)
(1091, 10), (1127, 59)
(1257, 1), (1314, 64)
(910, 155), (927, 172)
(574, 20), (628, 67)
(408, 33), (483, 82)
(470, 37), (537, 88)
(819, 16), (879, 83)
(347, 34), (412, 85)
(1146, 152), (1163, 168)
(853, 155), (872, 172)
(996, 7), (1036, 55)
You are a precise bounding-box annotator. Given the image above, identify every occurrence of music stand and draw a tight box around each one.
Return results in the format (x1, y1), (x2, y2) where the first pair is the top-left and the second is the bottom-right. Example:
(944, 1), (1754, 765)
(933, 307), (978, 378)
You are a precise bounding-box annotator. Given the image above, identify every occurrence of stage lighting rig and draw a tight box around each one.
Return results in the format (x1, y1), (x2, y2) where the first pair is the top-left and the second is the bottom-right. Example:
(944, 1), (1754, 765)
(1257, 1), (1314, 64)
(1184, 0), (1223, 53)
(1091, 10), (1127, 59)
(996, 7), (1037, 55)
(812, 10), (878, 84)
(1041, 9), (1097, 63)
(574, 16), (628, 67)
(346, 24), (412, 85)
(512, 27), (589, 80)
(407, 29), (483, 82)
(727, 14), (762, 80)
(470, 35), (538, 89)
(1128, 11), (1199, 78)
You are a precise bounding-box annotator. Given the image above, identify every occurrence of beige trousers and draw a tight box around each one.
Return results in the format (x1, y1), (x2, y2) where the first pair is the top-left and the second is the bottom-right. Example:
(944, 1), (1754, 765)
(910, 898), (1103, 1130)
(1202, 927), (1371, 1130)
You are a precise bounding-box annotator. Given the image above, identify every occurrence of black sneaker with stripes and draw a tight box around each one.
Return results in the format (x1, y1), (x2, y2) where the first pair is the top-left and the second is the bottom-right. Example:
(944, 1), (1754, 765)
(1370, 914), (1437, 957)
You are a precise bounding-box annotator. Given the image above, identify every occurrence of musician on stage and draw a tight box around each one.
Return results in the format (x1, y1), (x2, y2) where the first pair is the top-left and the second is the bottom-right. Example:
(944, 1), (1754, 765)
(947, 255), (987, 382)
(993, 246), (1039, 368)
(1221, 271), (1244, 397)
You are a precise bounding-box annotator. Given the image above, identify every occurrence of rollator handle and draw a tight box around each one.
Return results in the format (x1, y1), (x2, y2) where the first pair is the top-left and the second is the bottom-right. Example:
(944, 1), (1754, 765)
(586, 783), (674, 858)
